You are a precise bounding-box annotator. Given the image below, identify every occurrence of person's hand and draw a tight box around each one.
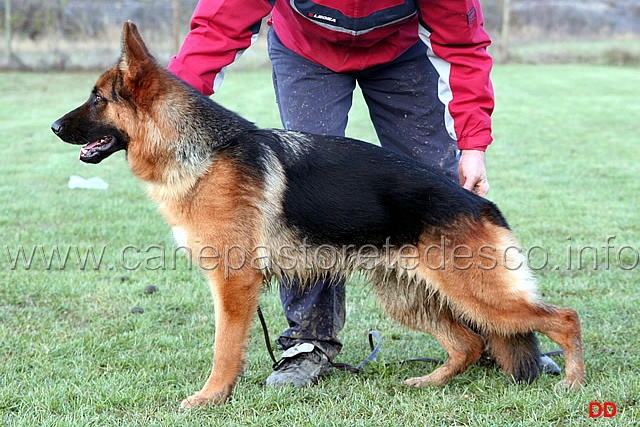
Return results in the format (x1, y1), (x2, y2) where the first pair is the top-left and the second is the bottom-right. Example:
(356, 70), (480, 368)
(458, 150), (489, 197)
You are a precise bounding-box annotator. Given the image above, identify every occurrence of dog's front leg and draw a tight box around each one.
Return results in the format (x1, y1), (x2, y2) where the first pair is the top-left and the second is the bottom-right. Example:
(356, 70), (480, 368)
(180, 268), (264, 409)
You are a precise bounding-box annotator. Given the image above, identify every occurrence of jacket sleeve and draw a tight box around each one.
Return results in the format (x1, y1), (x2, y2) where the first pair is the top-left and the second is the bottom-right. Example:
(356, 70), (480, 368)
(417, 0), (494, 151)
(168, 0), (273, 96)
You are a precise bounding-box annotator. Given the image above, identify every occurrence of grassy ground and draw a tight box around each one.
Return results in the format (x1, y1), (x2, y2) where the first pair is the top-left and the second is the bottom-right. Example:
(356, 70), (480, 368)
(1, 64), (639, 426)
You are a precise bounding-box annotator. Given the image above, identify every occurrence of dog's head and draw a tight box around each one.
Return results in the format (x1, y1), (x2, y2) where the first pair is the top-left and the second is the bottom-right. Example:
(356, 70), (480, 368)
(51, 21), (168, 165)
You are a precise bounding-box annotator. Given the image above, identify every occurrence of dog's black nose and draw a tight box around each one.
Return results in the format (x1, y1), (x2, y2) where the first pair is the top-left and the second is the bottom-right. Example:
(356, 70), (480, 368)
(51, 119), (62, 135)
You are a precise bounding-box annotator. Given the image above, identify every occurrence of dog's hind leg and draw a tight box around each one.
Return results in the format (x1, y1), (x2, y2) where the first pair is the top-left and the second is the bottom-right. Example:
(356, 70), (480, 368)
(404, 314), (485, 387)
(413, 222), (586, 389)
(468, 303), (584, 388)
(180, 268), (264, 409)
(528, 306), (585, 389)
(373, 278), (484, 387)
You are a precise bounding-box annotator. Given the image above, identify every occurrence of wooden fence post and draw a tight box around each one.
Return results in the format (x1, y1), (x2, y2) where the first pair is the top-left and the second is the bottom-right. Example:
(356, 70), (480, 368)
(4, 0), (12, 64)
(173, 0), (180, 55)
(500, 0), (512, 61)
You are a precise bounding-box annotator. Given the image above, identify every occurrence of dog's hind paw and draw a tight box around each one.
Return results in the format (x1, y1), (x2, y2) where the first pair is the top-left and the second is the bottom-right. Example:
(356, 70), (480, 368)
(554, 377), (586, 392)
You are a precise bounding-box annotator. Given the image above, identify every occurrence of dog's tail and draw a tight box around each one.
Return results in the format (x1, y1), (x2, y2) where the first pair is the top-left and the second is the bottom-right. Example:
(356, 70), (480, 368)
(484, 331), (542, 383)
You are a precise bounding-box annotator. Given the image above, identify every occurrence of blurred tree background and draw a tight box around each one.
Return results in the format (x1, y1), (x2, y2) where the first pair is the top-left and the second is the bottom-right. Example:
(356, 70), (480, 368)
(1, 0), (639, 70)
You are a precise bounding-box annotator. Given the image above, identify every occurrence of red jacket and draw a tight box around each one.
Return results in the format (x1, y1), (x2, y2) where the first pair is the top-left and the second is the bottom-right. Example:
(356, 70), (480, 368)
(168, 0), (494, 151)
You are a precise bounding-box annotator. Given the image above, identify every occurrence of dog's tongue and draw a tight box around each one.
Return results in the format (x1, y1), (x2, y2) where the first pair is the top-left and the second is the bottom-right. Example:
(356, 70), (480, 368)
(79, 140), (100, 159)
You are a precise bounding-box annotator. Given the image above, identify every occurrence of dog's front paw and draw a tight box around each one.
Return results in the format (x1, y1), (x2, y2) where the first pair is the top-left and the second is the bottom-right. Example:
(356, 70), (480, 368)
(180, 392), (209, 409)
(404, 375), (440, 388)
(180, 391), (227, 409)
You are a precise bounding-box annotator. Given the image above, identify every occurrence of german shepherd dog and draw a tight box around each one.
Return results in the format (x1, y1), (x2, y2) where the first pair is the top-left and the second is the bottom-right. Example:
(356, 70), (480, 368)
(52, 22), (585, 408)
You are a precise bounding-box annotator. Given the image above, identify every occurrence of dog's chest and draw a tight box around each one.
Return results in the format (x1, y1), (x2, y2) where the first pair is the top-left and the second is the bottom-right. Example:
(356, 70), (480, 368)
(155, 199), (191, 248)
(171, 226), (189, 248)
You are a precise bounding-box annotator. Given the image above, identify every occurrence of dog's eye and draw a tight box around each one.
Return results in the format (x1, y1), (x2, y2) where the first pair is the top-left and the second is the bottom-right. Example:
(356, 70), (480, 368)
(92, 93), (107, 105)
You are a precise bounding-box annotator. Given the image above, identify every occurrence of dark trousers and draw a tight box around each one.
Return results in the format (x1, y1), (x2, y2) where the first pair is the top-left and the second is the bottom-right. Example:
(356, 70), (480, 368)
(267, 29), (458, 360)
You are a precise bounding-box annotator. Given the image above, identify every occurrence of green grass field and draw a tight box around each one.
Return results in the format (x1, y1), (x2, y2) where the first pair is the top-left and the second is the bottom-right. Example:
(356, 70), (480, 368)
(1, 64), (639, 426)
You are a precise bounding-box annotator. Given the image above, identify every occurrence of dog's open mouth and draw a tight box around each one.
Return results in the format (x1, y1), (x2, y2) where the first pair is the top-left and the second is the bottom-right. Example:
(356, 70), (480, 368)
(79, 135), (124, 164)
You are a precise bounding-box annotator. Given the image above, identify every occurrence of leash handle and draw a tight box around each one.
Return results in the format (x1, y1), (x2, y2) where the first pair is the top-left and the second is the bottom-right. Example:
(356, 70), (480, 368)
(356, 330), (383, 370)
(331, 330), (383, 373)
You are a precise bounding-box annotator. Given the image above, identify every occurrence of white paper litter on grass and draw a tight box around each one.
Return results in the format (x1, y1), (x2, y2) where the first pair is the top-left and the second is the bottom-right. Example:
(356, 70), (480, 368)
(68, 175), (109, 190)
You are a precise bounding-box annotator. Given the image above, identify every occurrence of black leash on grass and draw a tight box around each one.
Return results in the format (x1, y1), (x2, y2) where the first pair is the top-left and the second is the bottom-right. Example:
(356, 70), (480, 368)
(256, 306), (563, 373)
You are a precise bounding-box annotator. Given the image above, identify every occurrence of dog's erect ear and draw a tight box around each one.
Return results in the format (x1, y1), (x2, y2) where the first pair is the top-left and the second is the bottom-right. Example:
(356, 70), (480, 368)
(122, 21), (151, 63)
(119, 21), (155, 87)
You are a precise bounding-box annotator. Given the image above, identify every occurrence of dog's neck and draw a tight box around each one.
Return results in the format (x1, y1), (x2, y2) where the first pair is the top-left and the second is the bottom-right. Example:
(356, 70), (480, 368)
(128, 82), (259, 202)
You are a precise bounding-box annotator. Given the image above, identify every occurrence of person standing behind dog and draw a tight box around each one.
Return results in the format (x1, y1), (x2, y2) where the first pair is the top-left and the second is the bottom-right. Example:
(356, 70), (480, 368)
(169, 0), (494, 387)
